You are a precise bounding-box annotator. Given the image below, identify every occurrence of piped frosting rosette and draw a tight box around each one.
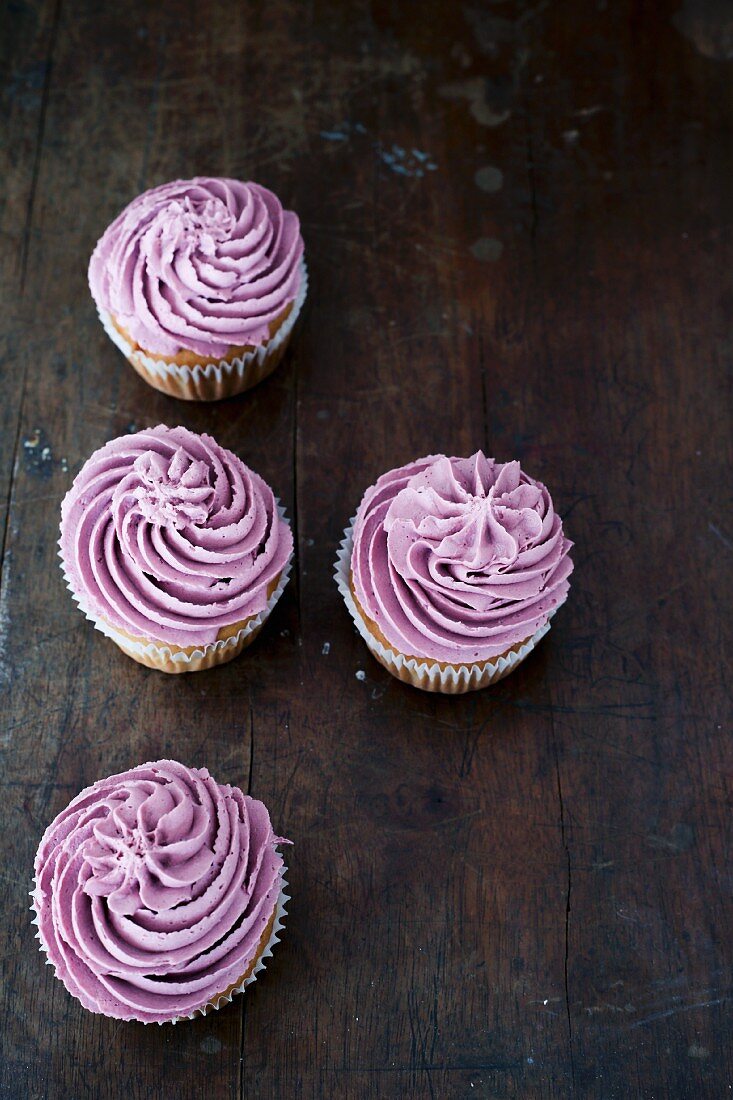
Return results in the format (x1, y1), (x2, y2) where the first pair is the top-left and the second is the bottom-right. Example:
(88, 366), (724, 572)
(89, 177), (306, 400)
(336, 452), (573, 693)
(59, 425), (293, 672)
(31, 760), (290, 1024)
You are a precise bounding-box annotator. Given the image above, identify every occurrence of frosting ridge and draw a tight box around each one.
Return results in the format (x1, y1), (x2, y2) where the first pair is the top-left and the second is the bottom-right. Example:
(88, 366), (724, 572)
(32, 760), (288, 1023)
(351, 452), (573, 663)
(89, 177), (304, 358)
(60, 426), (293, 646)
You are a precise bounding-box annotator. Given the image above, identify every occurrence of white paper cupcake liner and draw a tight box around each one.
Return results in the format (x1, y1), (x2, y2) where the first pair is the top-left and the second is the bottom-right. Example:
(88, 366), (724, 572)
(334, 519), (555, 694)
(59, 504), (292, 672)
(193, 875), (290, 1022)
(98, 260), (308, 401)
(30, 873), (290, 1025)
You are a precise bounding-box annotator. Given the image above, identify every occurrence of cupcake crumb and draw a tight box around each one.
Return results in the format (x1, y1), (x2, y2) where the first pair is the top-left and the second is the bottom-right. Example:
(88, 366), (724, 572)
(355, 669), (366, 681)
(23, 430), (55, 477)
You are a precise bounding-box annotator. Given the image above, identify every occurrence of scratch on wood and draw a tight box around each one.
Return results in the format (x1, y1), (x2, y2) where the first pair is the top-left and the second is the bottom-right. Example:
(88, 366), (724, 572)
(20, 0), (63, 293)
(708, 522), (733, 551)
(628, 995), (731, 1029)
(554, 747), (576, 1090)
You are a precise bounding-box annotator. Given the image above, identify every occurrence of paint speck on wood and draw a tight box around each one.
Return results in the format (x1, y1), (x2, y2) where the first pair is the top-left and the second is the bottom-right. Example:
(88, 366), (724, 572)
(470, 236), (504, 261)
(474, 165), (504, 192)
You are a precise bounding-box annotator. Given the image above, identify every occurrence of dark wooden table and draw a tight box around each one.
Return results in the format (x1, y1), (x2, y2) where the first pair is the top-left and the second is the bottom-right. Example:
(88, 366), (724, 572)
(2, 1), (731, 1097)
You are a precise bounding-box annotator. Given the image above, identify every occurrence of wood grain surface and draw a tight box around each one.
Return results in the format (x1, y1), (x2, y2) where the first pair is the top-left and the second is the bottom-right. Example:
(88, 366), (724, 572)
(1, 1), (731, 1097)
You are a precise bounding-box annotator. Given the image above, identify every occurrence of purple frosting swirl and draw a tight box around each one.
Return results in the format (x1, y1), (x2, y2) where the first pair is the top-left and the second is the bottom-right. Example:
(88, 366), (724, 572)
(351, 452), (573, 663)
(32, 760), (288, 1023)
(60, 426), (293, 647)
(89, 177), (304, 358)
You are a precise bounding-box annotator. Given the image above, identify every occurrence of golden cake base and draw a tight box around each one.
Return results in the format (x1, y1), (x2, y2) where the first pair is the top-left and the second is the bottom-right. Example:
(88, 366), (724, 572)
(112, 302), (294, 402)
(206, 908), (279, 1013)
(348, 572), (534, 694)
(106, 576), (280, 674)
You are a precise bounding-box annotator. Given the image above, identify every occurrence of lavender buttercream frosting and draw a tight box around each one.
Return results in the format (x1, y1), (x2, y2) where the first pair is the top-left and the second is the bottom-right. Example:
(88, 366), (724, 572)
(60, 426), (293, 647)
(351, 452), (573, 664)
(32, 760), (288, 1023)
(89, 177), (304, 358)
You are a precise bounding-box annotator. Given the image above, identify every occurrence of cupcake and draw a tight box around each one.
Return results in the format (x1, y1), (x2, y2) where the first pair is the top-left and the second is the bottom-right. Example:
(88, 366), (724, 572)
(89, 177), (306, 401)
(31, 760), (290, 1023)
(60, 425), (293, 672)
(335, 451), (573, 693)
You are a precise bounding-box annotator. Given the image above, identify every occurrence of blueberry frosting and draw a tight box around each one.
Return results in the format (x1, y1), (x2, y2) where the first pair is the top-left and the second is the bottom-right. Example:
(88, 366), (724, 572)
(350, 452), (573, 663)
(89, 177), (304, 358)
(32, 760), (288, 1023)
(60, 426), (292, 647)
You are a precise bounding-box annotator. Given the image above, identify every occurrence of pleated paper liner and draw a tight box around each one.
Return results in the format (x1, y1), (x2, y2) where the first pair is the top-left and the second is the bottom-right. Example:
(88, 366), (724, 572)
(199, 878), (289, 1021)
(59, 506), (292, 673)
(30, 874), (290, 1025)
(334, 519), (556, 694)
(98, 261), (308, 401)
